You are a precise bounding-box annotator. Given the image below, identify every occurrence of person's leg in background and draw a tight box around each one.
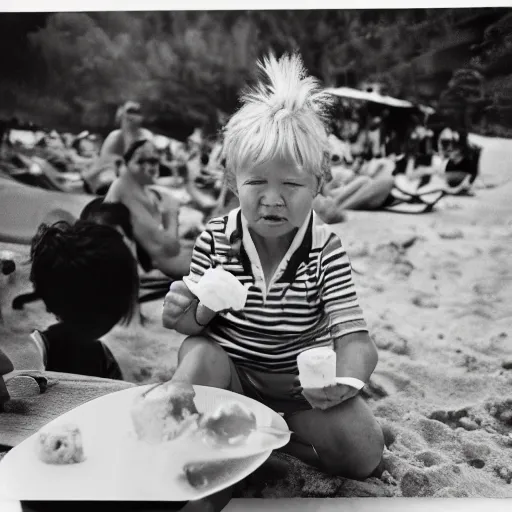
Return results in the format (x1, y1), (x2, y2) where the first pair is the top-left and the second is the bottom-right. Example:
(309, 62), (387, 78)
(335, 176), (394, 211)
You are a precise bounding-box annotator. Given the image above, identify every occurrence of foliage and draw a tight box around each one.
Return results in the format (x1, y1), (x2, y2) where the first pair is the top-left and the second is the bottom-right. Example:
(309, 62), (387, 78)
(1, 9), (512, 137)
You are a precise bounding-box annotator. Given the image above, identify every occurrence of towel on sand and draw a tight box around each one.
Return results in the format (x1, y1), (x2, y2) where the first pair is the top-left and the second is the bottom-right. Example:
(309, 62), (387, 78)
(0, 370), (134, 448)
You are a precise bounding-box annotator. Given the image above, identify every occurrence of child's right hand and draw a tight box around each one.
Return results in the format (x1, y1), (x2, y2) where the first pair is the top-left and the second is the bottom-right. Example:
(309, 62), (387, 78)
(162, 281), (197, 327)
(185, 267), (248, 313)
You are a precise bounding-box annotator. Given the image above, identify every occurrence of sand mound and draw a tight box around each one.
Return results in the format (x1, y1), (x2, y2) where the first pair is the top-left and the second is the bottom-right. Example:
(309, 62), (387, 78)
(1, 135), (512, 497)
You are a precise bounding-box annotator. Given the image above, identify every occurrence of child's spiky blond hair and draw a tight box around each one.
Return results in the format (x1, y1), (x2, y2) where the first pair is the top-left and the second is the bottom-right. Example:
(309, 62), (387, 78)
(222, 53), (333, 189)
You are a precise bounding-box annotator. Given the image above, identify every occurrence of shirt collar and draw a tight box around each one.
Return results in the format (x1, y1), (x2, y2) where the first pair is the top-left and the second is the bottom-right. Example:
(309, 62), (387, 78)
(227, 207), (313, 283)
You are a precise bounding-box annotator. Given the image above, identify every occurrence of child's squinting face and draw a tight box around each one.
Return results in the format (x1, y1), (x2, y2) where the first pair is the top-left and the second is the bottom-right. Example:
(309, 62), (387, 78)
(236, 160), (318, 238)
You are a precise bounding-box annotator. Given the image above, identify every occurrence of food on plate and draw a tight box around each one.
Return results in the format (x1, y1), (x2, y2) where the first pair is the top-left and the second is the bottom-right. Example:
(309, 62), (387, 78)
(183, 459), (228, 489)
(37, 423), (85, 464)
(199, 401), (257, 445)
(131, 381), (200, 443)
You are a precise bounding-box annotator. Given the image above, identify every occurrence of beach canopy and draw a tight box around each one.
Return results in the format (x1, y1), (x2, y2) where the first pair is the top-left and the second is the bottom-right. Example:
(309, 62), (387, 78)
(325, 87), (415, 109)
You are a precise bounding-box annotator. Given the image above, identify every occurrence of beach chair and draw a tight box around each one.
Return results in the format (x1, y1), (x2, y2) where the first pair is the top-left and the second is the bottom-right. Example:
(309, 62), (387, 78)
(381, 174), (446, 214)
(30, 156), (85, 194)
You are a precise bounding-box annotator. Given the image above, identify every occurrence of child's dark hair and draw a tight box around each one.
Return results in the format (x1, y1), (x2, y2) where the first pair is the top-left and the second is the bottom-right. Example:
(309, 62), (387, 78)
(123, 139), (149, 165)
(30, 221), (139, 335)
(80, 199), (134, 241)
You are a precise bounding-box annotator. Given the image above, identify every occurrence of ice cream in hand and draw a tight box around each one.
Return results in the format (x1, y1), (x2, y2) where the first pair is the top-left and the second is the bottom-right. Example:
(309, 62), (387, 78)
(297, 347), (337, 389)
(297, 347), (366, 390)
(184, 266), (248, 312)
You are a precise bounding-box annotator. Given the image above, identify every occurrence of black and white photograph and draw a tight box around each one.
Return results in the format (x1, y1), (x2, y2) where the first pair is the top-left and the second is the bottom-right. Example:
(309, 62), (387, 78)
(0, 6), (511, 512)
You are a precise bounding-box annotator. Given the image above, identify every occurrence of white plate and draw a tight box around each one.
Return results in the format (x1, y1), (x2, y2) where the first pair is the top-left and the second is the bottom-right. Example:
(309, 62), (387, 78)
(0, 385), (289, 502)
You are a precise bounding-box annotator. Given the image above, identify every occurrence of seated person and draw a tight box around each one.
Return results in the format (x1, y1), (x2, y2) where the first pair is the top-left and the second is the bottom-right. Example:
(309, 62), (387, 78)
(29, 221), (139, 380)
(104, 139), (192, 278)
(437, 126), (458, 158)
(34, 131), (77, 174)
(313, 162), (394, 221)
(444, 132), (480, 189)
(72, 131), (100, 160)
(100, 101), (153, 159)
(83, 101), (153, 195)
(391, 129), (444, 182)
(329, 136), (353, 166)
(163, 54), (383, 512)
(80, 199), (141, 264)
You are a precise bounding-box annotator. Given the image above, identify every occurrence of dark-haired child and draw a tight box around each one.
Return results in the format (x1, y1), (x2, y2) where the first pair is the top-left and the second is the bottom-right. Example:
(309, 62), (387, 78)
(30, 221), (139, 380)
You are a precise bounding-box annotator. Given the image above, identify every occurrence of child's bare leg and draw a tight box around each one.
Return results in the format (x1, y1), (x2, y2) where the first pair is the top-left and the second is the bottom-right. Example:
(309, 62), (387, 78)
(285, 396), (384, 479)
(172, 335), (240, 391)
(172, 337), (240, 511)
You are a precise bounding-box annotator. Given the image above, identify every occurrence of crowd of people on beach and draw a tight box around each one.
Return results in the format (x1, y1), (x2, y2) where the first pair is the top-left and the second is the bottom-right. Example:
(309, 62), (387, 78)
(2, 93), (481, 215)
(0, 83), (483, 381)
(0, 52), (488, 511)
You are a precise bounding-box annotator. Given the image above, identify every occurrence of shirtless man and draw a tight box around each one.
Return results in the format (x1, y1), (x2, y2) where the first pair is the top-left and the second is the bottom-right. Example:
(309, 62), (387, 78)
(105, 139), (192, 278)
(83, 102), (153, 195)
(101, 101), (153, 158)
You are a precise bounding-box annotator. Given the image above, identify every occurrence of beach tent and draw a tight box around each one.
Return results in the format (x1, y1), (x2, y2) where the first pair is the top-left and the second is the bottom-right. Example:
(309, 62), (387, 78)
(325, 87), (435, 120)
(325, 87), (415, 109)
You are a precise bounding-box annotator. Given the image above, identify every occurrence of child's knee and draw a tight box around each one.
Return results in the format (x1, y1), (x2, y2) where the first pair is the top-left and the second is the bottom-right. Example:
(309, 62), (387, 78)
(349, 422), (384, 479)
(315, 397), (385, 479)
(178, 335), (225, 364)
(176, 336), (233, 389)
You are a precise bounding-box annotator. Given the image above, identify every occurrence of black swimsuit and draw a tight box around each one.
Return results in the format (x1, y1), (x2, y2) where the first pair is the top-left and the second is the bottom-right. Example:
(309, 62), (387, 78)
(37, 324), (123, 380)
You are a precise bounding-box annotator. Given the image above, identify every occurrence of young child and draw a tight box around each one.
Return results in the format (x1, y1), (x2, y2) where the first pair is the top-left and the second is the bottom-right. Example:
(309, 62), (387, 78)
(163, 54), (384, 483)
(30, 220), (139, 380)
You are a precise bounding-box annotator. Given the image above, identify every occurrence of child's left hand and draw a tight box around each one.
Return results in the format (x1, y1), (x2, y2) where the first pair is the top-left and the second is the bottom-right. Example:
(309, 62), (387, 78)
(292, 376), (360, 410)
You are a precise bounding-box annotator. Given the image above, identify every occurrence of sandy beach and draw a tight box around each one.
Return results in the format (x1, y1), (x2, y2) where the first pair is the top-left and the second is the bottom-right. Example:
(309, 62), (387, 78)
(1, 134), (511, 498)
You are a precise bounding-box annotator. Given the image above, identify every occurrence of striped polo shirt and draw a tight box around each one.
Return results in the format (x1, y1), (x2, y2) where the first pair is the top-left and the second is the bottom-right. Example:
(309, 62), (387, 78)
(183, 207), (367, 374)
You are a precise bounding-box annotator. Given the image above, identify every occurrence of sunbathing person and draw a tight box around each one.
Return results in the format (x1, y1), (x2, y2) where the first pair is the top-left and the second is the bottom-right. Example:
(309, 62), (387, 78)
(104, 139), (192, 278)
(72, 131), (100, 160)
(82, 101), (153, 195)
(437, 126), (458, 158)
(444, 132), (480, 189)
(100, 101), (153, 159)
(29, 221), (139, 380)
(34, 131), (79, 174)
(393, 129), (446, 183)
(313, 163), (395, 223)
(163, 53), (383, 512)
(392, 129), (479, 196)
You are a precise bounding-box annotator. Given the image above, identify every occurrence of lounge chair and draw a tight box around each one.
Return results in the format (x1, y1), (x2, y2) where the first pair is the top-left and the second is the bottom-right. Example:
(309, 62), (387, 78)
(381, 174), (446, 214)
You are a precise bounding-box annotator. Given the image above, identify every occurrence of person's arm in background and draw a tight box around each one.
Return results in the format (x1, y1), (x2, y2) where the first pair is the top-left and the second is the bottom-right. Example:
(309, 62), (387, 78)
(123, 197), (181, 267)
(159, 192), (181, 238)
(105, 181), (181, 270)
(99, 130), (122, 158)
